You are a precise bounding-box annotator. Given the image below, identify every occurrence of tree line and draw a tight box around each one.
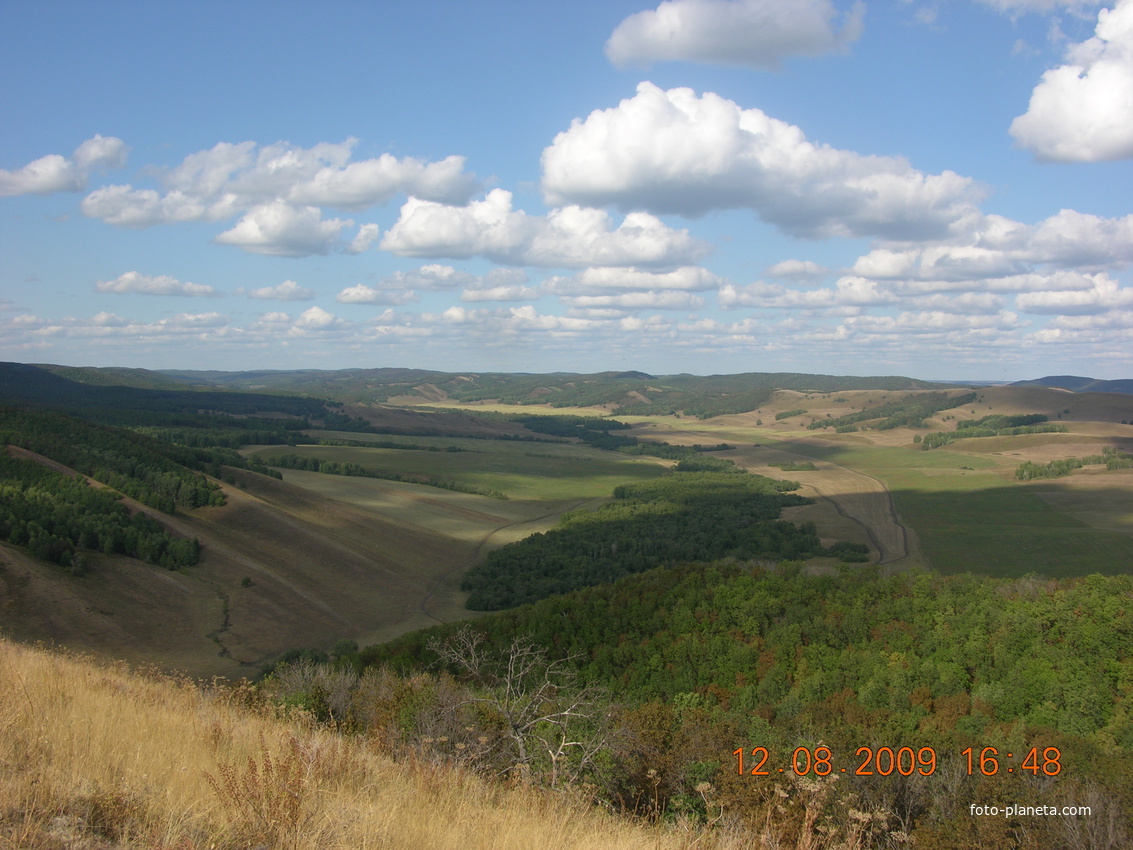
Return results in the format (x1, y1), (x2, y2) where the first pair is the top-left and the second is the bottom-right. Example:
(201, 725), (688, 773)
(459, 469), (868, 610)
(0, 450), (199, 571)
(261, 452), (508, 498)
(1016, 447), (1133, 479)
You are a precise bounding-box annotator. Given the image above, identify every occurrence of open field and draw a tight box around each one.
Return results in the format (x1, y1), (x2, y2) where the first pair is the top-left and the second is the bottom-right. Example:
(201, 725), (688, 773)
(249, 436), (669, 502)
(1030, 468), (1133, 538)
(364, 391), (1133, 580)
(594, 399), (1133, 578)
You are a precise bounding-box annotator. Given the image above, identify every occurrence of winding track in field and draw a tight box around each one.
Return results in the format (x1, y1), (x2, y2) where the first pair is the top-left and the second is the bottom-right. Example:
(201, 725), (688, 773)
(805, 470), (909, 564)
(732, 454), (910, 565)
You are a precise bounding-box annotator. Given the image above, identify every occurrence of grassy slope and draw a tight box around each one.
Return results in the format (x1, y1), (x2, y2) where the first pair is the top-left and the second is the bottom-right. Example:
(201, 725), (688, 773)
(0, 460), (499, 678)
(1, 637), (731, 850)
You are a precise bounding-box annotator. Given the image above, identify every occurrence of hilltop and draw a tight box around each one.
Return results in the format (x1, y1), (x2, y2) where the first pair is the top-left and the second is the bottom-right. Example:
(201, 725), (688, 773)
(22, 361), (952, 415)
(1011, 375), (1133, 395)
(0, 635), (743, 850)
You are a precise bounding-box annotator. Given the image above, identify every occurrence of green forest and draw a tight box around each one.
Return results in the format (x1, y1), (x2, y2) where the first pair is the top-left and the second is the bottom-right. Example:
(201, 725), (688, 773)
(264, 563), (1133, 847)
(0, 449), (200, 570)
(459, 469), (869, 610)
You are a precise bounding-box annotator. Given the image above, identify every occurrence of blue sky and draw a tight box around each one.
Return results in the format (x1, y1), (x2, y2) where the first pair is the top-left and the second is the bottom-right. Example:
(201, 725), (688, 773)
(2, 0), (1131, 380)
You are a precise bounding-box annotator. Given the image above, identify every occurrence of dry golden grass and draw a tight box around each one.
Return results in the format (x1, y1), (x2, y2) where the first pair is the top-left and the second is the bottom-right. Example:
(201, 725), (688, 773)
(0, 637), (765, 850)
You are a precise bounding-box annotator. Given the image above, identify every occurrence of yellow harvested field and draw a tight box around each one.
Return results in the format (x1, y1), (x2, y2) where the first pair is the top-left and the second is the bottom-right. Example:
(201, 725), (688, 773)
(728, 446), (912, 566)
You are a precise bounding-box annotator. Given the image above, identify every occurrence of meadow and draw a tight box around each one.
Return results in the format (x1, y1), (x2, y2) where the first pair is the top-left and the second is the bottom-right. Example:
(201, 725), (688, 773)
(408, 387), (1133, 580)
(249, 432), (669, 502)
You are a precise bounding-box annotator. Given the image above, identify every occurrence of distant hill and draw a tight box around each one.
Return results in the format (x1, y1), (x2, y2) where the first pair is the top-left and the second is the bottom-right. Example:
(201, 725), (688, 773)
(147, 366), (954, 418)
(1011, 375), (1133, 395)
(2, 361), (963, 419)
(0, 361), (331, 419)
(33, 363), (199, 391)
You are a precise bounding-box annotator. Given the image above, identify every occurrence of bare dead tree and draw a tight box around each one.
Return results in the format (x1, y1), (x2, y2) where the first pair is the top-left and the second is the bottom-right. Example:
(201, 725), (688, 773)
(428, 626), (609, 788)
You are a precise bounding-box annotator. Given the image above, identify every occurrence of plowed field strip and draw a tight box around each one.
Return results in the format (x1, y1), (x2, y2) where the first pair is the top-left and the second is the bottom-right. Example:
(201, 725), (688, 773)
(732, 455), (909, 564)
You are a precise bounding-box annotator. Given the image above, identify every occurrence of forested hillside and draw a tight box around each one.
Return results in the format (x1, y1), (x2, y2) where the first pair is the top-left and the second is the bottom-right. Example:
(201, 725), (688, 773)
(341, 562), (1133, 846)
(0, 448), (200, 570)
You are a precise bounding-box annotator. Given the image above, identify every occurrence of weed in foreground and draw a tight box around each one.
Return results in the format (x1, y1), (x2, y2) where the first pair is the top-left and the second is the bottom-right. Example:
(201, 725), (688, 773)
(205, 735), (313, 849)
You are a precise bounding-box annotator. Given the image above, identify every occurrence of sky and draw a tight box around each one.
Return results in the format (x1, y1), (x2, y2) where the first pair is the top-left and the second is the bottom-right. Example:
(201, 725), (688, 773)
(1, 0), (1131, 381)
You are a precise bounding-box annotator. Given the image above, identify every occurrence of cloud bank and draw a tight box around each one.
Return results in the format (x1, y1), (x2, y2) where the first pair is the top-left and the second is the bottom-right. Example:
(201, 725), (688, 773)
(542, 83), (980, 240)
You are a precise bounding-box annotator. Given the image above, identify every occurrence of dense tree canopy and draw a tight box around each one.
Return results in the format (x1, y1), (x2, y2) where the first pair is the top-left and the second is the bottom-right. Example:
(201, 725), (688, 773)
(459, 470), (869, 610)
(0, 450), (199, 570)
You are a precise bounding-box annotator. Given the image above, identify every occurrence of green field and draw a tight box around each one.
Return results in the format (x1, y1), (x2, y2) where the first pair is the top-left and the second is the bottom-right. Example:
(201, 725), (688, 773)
(770, 439), (1133, 577)
(565, 412), (1133, 579)
(250, 437), (669, 501)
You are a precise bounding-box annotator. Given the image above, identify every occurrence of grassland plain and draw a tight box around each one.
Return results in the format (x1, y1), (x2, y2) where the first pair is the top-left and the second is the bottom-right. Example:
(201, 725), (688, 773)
(640, 421), (1133, 578)
(6, 383), (1128, 677)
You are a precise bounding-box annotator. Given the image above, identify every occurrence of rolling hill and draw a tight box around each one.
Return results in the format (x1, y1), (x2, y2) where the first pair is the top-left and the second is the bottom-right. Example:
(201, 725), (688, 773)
(1011, 375), (1133, 395)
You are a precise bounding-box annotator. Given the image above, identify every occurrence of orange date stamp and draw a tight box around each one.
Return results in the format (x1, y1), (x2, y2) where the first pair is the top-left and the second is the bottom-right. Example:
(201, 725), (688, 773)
(733, 746), (1062, 777)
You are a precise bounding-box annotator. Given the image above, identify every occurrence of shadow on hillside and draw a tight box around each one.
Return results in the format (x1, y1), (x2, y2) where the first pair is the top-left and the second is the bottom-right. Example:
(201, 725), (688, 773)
(756, 438), (1133, 578)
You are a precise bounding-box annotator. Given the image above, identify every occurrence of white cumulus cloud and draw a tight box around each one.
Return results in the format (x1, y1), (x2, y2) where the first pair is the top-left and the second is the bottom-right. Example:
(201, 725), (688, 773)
(1, 135), (128, 197)
(560, 290), (705, 310)
(345, 223), (381, 254)
(545, 266), (726, 294)
(292, 306), (349, 332)
(461, 269), (537, 301)
(213, 201), (352, 257)
(1015, 273), (1133, 313)
(336, 284), (420, 305)
(78, 138), (476, 255)
(96, 271), (220, 297)
(1010, 0), (1133, 161)
(381, 189), (708, 267)
(606, 0), (864, 69)
(461, 285), (541, 302)
(765, 259), (829, 280)
(542, 83), (980, 240)
(246, 280), (314, 301)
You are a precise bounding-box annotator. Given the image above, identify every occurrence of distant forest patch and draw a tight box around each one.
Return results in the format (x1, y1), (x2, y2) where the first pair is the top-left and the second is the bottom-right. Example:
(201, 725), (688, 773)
(459, 469), (868, 610)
